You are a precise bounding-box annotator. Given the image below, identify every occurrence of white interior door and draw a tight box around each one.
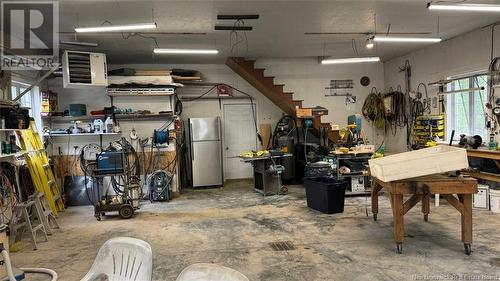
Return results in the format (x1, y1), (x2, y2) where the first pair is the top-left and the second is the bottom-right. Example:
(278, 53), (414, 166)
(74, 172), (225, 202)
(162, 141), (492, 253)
(223, 103), (257, 180)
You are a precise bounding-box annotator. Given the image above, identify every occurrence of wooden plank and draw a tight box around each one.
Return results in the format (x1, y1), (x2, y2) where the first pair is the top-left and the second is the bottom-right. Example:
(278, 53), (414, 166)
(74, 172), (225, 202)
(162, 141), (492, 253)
(260, 123), (272, 150)
(172, 76), (202, 81)
(442, 194), (464, 214)
(403, 194), (422, 215)
(466, 149), (500, 160)
(462, 170), (500, 183)
(373, 176), (477, 195)
(51, 150), (176, 178)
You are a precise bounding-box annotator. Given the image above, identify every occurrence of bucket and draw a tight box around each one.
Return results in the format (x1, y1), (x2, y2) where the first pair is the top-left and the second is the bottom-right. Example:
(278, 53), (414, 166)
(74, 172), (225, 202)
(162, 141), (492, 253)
(303, 177), (347, 214)
(490, 189), (500, 213)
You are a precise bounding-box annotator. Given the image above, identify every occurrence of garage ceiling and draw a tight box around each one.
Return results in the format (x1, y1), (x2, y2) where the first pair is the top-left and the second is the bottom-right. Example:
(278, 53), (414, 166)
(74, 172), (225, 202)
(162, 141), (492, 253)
(58, 0), (500, 64)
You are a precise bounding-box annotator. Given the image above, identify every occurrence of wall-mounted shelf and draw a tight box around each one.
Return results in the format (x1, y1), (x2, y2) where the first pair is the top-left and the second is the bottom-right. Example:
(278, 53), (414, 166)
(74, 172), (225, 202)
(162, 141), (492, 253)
(44, 133), (120, 137)
(42, 113), (177, 123)
(0, 151), (26, 159)
(0, 129), (24, 132)
(107, 92), (174, 97)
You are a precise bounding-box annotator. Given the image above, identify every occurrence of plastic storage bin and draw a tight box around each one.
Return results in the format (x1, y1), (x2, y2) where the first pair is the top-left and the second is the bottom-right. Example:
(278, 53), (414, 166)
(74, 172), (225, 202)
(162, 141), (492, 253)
(369, 145), (468, 182)
(303, 177), (346, 214)
(473, 184), (489, 209)
(490, 189), (500, 213)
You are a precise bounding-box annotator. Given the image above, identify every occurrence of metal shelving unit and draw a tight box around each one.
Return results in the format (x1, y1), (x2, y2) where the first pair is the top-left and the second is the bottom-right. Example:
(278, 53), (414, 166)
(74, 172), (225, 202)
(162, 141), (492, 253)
(42, 113), (177, 123)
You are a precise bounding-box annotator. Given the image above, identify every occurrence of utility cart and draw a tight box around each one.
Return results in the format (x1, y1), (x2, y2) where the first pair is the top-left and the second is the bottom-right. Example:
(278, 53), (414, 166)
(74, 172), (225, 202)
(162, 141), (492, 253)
(90, 151), (140, 220)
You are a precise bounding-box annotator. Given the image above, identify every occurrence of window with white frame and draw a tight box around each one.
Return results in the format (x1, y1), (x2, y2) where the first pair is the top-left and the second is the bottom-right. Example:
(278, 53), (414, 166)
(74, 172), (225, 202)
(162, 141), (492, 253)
(446, 74), (489, 142)
(11, 80), (42, 130)
(11, 82), (32, 112)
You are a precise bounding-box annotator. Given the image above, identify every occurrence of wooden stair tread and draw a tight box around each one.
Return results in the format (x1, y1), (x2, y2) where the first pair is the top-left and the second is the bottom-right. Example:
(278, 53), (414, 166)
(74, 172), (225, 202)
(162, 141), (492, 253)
(226, 57), (336, 142)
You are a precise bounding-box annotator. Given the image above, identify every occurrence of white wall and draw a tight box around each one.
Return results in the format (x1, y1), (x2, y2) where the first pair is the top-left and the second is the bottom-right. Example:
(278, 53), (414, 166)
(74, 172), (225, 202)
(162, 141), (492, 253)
(383, 24), (500, 153)
(256, 57), (386, 147)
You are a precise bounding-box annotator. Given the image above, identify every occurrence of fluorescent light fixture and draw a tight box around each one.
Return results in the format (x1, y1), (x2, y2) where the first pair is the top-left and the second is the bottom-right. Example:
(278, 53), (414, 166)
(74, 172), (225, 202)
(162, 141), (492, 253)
(321, 57), (380, 64)
(427, 2), (500, 12)
(153, 48), (219, 55)
(60, 41), (98, 47)
(75, 22), (157, 33)
(374, 36), (442, 43)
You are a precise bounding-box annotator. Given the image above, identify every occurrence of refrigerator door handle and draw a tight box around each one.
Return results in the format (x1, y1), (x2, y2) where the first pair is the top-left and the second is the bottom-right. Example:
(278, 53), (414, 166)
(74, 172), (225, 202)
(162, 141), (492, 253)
(190, 124), (194, 160)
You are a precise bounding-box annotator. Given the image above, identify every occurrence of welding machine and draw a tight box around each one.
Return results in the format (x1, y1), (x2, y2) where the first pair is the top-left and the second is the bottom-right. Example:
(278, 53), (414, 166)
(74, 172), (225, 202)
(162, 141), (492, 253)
(94, 151), (125, 175)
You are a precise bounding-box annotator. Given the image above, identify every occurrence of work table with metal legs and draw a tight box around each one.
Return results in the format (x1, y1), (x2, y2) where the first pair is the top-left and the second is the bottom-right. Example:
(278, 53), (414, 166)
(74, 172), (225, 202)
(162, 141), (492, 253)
(240, 154), (292, 196)
(371, 175), (478, 255)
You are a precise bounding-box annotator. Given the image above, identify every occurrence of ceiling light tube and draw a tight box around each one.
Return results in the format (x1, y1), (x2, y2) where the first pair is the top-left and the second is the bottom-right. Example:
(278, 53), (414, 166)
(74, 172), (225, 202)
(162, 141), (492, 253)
(153, 48), (219, 55)
(60, 41), (98, 47)
(75, 22), (157, 33)
(374, 36), (442, 43)
(321, 57), (380, 64)
(427, 3), (500, 12)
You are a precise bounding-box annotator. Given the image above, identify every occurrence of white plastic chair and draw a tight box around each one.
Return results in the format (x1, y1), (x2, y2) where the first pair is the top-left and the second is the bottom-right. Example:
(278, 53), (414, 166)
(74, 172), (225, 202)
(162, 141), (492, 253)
(175, 263), (249, 281)
(80, 237), (153, 281)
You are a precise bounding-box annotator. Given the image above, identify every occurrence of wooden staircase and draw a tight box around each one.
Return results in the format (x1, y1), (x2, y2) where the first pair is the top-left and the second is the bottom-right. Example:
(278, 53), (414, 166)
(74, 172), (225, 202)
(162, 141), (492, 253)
(225, 57), (333, 139)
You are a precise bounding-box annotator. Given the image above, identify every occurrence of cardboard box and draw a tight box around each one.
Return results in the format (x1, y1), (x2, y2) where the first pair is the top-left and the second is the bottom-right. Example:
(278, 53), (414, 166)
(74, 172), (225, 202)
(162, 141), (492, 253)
(296, 108), (312, 118)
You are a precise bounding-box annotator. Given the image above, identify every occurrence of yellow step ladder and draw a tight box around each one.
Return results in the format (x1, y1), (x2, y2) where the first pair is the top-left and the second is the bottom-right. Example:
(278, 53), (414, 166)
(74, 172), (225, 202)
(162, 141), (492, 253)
(17, 121), (64, 215)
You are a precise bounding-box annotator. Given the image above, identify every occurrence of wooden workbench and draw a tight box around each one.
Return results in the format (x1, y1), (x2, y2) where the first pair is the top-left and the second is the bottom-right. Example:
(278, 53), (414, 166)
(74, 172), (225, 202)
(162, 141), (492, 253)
(438, 143), (500, 182)
(462, 148), (500, 182)
(371, 175), (478, 255)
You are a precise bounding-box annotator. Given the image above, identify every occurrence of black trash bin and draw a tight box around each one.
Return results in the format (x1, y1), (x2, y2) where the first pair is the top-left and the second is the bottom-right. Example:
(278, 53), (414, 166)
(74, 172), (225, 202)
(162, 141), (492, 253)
(303, 177), (347, 214)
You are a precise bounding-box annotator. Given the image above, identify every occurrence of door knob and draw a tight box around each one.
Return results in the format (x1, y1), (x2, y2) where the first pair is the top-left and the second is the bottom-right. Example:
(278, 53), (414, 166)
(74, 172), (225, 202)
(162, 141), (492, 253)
(225, 147), (229, 150)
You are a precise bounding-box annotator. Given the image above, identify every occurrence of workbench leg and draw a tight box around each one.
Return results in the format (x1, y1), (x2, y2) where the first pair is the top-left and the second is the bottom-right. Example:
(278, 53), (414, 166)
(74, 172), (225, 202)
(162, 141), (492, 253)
(393, 194), (404, 254)
(422, 193), (430, 222)
(460, 194), (473, 255)
(371, 182), (382, 221)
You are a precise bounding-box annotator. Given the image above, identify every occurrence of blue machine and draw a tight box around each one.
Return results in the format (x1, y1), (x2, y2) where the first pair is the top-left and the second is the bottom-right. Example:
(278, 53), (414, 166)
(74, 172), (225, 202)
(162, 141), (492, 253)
(347, 114), (362, 134)
(95, 151), (125, 175)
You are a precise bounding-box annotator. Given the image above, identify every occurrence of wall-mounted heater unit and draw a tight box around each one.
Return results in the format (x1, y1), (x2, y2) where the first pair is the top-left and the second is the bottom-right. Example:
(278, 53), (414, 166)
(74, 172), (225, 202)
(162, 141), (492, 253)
(62, 51), (107, 88)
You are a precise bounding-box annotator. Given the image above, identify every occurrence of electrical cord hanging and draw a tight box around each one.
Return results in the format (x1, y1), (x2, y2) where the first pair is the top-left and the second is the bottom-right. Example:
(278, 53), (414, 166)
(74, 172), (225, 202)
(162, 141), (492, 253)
(387, 91), (408, 135)
(417, 82), (431, 114)
(362, 88), (385, 129)
(0, 168), (17, 224)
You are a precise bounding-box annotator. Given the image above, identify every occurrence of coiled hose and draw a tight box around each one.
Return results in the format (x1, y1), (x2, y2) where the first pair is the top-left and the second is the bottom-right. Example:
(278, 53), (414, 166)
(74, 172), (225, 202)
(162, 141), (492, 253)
(1, 250), (58, 281)
(362, 88), (385, 129)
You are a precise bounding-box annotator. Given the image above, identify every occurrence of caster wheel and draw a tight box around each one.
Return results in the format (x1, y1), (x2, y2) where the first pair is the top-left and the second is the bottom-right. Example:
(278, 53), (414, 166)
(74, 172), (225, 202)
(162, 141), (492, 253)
(280, 186), (288, 195)
(101, 212), (106, 217)
(119, 204), (134, 219)
(396, 243), (403, 254)
(464, 244), (472, 255)
(95, 215), (101, 221)
(424, 214), (428, 222)
(373, 214), (378, 221)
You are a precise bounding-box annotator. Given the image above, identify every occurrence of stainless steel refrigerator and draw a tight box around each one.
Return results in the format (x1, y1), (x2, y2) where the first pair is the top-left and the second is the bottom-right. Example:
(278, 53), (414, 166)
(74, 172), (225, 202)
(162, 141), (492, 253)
(189, 117), (223, 187)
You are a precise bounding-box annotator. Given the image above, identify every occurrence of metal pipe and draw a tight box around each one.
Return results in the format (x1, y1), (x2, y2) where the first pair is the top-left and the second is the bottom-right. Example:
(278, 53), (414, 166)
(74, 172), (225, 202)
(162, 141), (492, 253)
(439, 87), (484, 95)
(13, 63), (60, 102)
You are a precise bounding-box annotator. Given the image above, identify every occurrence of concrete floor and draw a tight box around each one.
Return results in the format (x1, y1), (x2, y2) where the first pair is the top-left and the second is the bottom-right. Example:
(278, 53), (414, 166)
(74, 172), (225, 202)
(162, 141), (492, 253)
(11, 180), (500, 281)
